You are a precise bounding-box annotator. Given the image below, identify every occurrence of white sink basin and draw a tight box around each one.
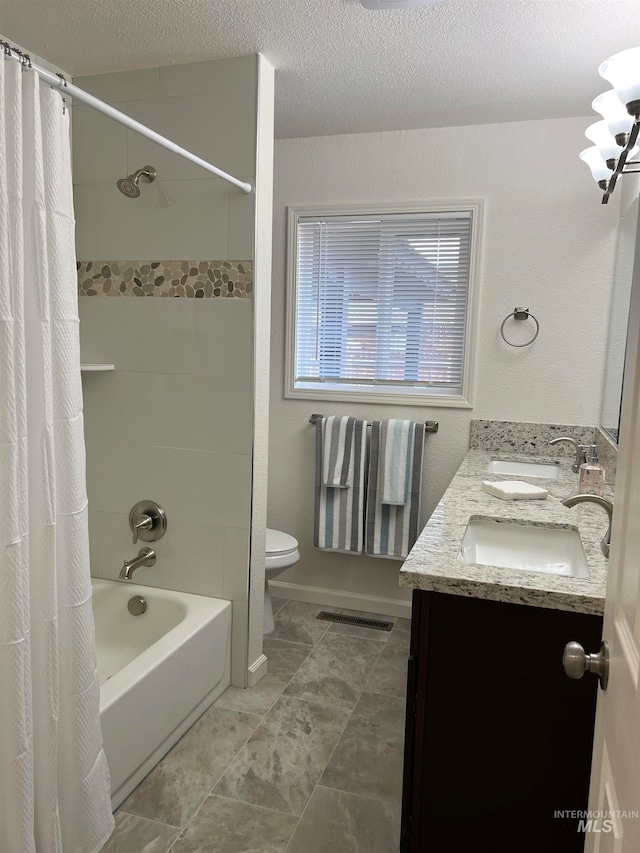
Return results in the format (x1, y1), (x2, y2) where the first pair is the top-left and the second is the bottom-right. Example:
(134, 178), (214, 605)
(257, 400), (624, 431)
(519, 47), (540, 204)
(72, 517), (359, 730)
(487, 458), (561, 479)
(458, 517), (589, 578)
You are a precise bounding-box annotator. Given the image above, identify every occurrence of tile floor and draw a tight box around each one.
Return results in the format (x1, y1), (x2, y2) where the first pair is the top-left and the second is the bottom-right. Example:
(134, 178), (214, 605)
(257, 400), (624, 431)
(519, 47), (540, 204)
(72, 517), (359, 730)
(101, 598), (409, 853)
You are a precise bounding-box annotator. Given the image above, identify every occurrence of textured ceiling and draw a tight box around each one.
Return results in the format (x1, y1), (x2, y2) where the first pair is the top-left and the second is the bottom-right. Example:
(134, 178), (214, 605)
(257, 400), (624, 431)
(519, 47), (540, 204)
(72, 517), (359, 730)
(1, 0), (639, 138)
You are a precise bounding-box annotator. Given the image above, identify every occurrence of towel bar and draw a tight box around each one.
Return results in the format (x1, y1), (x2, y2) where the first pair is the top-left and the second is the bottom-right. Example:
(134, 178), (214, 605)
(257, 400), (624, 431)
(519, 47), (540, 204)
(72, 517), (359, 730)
(308, 413), (439, 433)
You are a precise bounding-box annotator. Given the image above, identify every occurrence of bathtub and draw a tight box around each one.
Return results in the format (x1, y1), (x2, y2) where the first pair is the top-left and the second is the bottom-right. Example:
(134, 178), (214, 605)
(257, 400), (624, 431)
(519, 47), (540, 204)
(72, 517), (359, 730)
(92, 578), (231, 809)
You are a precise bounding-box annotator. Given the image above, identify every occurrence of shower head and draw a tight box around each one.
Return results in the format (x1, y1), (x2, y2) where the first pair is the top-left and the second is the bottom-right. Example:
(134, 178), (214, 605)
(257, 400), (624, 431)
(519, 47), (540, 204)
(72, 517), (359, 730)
(116, 165), (157, 198)
(116, 176), (141, 198)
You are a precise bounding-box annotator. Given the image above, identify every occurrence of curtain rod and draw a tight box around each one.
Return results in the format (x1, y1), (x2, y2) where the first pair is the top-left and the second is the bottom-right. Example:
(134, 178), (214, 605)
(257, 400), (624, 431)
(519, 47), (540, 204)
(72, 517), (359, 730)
(1, 43), (253, 195)
(309, 413), (439, 433)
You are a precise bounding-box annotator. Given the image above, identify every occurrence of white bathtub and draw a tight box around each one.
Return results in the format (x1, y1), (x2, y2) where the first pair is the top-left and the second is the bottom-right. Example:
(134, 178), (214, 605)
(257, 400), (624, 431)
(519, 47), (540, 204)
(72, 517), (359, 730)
(92, 578), (231, 809)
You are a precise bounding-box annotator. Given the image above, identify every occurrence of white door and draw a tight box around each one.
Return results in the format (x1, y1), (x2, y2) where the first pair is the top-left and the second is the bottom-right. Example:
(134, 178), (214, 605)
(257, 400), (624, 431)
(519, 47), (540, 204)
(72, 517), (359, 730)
(585, 215), (640, 852)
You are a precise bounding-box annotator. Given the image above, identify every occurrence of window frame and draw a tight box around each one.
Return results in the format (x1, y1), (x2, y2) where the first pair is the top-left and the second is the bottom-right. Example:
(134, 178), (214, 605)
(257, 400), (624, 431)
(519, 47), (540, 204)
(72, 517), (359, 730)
(285, 199), (484, 408)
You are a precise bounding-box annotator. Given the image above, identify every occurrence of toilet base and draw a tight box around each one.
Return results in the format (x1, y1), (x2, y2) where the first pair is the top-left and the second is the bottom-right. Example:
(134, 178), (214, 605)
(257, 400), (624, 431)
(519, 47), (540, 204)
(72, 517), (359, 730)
(263, 547), (300, 635)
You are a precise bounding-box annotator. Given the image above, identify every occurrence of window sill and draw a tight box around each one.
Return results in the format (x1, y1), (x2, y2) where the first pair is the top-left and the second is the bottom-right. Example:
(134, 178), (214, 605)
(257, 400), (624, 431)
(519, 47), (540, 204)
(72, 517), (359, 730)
(285, 385), (473, 408)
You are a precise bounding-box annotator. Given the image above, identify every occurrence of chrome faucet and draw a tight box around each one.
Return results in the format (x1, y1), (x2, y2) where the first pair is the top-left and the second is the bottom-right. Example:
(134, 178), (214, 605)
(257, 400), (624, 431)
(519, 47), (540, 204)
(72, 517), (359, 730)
(119, 547), (156, 580)
(561, 494), (613, 559)
(549, 437), (589, 473)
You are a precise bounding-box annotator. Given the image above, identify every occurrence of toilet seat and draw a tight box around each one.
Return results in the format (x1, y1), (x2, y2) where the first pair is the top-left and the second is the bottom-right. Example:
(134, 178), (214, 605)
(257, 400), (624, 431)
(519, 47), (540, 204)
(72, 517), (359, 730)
(265, 528), (300, 572)
(266, 528), (298, 557)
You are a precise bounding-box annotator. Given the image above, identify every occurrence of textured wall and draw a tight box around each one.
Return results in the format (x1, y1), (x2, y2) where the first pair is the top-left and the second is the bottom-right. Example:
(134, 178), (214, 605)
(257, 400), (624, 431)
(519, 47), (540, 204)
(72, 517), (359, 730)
(268, 117), (620, 609)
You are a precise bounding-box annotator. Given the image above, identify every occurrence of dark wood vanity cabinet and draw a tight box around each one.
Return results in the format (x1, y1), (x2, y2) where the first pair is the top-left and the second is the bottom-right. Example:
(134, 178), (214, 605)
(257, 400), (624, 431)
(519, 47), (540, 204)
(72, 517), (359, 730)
(400, 590), (603, 853)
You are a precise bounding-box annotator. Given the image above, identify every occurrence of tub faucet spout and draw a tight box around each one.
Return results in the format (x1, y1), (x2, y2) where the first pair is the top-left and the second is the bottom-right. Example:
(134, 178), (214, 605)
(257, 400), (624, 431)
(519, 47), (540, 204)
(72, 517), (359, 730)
(119, 547), (156, 580)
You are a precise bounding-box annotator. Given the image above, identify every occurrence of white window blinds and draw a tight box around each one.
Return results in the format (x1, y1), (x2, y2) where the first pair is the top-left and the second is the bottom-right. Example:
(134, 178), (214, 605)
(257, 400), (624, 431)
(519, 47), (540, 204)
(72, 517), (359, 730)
(293, 211), (473, 399)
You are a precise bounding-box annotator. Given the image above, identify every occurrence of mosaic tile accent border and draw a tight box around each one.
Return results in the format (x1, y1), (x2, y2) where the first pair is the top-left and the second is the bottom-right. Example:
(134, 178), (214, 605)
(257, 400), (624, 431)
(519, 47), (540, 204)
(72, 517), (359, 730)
(77, 260), (252, 298)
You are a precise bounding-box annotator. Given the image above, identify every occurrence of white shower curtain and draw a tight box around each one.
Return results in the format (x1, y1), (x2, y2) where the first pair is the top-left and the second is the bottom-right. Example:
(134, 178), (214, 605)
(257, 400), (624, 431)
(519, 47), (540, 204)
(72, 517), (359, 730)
(0, 60), (114, 852)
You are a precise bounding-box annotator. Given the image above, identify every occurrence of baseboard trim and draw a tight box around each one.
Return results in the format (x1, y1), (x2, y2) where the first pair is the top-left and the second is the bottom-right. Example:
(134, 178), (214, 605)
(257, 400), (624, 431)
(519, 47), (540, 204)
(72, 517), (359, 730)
(248, 653), (268, 687)
(268, 580), (412, 619)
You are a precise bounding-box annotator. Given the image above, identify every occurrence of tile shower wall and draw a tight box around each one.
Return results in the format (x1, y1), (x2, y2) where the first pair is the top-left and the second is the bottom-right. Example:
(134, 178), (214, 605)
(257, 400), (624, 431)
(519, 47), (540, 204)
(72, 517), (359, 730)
(72, 57), (256, 260)
(73, 56), (258, 685)
(80, 297), (252, 598)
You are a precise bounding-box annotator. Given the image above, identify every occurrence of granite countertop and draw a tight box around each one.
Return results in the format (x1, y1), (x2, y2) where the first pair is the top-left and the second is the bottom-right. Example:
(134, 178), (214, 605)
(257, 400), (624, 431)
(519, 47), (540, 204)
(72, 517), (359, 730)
(400, 449), (610, 615)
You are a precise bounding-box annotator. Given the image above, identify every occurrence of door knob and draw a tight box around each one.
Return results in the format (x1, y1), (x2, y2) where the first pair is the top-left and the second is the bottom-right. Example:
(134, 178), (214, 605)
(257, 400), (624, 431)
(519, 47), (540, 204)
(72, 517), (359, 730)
(563, 640), (609, 690)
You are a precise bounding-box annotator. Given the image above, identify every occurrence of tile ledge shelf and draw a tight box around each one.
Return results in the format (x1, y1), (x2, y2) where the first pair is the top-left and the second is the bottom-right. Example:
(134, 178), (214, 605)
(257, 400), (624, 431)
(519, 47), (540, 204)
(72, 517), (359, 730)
(80, 363), (115, 372)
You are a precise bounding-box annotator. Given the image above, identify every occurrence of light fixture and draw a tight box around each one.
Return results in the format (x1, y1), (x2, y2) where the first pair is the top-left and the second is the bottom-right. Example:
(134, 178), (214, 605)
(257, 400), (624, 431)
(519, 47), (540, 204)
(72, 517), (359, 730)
(591, 92), (635, 145)
(579, 147), (613, 189)
(583, 45), (640, 204)
(598, 47), (640, 118)
(585, 121), (623, 166)
(585, 121), (639, 170)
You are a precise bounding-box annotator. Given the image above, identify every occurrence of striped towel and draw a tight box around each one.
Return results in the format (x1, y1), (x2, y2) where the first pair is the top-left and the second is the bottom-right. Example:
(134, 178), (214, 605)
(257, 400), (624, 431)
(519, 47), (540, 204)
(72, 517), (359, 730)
(366, 420), (424, 560)
(380, 419), (415, 505)
(322, 416), (355, 488)
(314, 417), (367, 553)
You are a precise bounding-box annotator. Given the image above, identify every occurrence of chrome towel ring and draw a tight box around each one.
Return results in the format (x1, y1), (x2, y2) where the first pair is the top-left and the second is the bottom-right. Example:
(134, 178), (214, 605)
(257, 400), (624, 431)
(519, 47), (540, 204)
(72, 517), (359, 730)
(500, 307), (540, 348)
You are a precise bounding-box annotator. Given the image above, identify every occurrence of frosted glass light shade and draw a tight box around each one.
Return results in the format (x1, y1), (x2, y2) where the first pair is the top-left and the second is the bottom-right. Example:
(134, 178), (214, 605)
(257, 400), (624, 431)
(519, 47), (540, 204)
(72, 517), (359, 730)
(585, 121), (622, 161)
(579, 147), (613, 183)
(592, 91), (635, 138)
(599, 47), (640, 112)
(585, 121), (639, 163)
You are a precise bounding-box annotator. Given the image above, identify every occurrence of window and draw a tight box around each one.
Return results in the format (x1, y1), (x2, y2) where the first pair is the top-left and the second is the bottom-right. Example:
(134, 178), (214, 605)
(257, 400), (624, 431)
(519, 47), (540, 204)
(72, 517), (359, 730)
(285, 201), (482, 407)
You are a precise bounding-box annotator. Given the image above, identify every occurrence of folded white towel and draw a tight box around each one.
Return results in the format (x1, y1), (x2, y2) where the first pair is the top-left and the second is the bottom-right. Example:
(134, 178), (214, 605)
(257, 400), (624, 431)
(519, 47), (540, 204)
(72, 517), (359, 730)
(481, 480), (549, 501)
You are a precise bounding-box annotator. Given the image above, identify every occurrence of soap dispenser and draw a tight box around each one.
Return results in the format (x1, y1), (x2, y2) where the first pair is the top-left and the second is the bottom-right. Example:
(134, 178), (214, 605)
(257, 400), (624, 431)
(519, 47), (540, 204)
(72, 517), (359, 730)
(579, 445), (606, 497)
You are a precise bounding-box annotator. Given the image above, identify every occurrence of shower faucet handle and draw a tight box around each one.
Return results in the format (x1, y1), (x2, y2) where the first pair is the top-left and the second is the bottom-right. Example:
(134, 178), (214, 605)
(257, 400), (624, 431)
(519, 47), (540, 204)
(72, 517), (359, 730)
(129, 500), (168, 544)
(132, 514), (153, 544)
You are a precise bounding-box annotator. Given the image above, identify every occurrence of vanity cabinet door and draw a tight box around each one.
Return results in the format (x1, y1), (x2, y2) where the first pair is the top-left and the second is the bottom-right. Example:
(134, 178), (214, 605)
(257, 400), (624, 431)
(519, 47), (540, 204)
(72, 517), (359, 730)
(401, 590), (603, 853)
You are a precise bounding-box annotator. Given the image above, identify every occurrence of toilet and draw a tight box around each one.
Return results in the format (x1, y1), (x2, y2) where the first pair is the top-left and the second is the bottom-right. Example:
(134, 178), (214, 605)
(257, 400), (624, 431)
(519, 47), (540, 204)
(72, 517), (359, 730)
(264, 528), (300, 633)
